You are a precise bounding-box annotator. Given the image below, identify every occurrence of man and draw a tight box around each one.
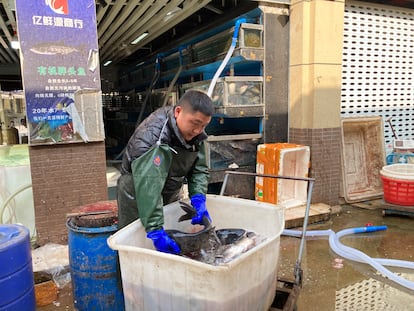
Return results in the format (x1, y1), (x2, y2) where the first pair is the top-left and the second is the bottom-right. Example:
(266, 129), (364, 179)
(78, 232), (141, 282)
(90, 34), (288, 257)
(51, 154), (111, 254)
(8, 120), (19, 144)
(117, 90), (214, 254)
(15, 118), (28, 144)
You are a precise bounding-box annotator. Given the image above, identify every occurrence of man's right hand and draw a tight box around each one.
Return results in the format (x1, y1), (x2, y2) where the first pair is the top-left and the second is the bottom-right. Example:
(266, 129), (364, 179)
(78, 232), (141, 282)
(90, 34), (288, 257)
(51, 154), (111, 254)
(146, 228), (181, 254)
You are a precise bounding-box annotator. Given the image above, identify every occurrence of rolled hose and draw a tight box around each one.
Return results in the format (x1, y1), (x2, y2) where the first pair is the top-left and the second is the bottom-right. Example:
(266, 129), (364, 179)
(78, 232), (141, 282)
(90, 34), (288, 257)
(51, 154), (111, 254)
(207, 18), (246, 97)
(283, 227), (414, 290)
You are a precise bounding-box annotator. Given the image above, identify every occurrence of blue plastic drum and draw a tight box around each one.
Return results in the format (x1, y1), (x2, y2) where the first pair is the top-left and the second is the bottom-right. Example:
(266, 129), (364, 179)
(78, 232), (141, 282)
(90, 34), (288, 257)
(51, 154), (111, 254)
(67, 216), (125, 311)
(0, 224), (36, 311)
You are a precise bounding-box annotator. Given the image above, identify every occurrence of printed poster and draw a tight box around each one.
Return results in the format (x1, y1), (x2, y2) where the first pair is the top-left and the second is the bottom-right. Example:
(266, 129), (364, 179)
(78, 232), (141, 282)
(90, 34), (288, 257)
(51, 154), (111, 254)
(16, 0), (101, 145)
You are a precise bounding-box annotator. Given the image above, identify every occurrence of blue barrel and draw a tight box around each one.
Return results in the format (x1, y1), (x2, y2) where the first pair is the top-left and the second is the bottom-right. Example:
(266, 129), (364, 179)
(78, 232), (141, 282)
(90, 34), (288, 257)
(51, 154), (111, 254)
(67, 218), (125, 311)
(0, 224), (36, 311)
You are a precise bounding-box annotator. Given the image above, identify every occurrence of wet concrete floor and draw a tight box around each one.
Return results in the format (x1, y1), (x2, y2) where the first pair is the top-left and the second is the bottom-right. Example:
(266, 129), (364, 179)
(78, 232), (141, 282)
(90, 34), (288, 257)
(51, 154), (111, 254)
(37, 201), (414, 311)
(278, 201), (414, 311)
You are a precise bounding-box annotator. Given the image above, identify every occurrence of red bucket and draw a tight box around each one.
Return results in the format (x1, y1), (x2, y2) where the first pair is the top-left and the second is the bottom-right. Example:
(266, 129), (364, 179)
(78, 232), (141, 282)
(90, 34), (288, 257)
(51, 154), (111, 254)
(381, 175), (414, 206)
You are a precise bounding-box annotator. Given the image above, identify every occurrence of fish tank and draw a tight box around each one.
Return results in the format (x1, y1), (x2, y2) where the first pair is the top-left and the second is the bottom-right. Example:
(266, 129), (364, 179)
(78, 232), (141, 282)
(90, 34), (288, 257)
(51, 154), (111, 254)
(181, 76), (264, 117)
(239, 23), (263, 48)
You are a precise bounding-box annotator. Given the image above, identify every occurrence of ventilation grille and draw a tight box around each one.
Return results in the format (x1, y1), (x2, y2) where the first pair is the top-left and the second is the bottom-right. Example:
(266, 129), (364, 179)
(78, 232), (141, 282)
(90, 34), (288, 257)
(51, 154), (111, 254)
(341, 1), (414, 151)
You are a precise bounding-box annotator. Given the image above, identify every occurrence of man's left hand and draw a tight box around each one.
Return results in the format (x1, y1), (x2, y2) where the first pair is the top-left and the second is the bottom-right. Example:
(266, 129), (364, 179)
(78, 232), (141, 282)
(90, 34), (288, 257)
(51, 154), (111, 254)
(190, 194), (211, 225)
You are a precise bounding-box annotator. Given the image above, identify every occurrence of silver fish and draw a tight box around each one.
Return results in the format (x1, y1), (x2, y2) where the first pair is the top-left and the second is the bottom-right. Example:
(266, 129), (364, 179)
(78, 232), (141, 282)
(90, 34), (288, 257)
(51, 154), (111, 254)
(30, 42), (81, 55)
(215, 228), (246, 245)
(181, 228), (249, 265)
(214, 231), (266, 264)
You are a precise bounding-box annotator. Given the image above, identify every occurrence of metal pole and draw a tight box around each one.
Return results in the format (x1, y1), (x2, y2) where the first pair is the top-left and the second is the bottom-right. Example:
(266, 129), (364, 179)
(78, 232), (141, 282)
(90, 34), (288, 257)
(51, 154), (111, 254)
(220, 170), (315, 183)
(220, 173), (230, 196)
(294, 179), (314, 286)
(219, 170), (316, 287)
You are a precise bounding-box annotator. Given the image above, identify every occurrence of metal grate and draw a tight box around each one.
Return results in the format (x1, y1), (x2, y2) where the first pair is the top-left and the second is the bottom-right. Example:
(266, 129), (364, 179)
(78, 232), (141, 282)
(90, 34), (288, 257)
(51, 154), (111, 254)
(341, 1), (414, 152)
(335, 278), (386, 311)
(335, 274), (414, 310)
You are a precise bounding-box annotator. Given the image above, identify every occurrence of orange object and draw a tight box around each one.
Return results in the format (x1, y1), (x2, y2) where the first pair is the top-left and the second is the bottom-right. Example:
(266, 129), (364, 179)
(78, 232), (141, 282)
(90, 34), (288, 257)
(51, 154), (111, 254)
(34, 272), (58, 307)
(255, 143), (310, 207)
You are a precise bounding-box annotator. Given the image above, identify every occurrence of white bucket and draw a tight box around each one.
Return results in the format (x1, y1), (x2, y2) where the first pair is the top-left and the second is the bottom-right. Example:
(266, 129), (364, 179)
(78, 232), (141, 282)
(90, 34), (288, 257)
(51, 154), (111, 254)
(381, 164), (414, 181)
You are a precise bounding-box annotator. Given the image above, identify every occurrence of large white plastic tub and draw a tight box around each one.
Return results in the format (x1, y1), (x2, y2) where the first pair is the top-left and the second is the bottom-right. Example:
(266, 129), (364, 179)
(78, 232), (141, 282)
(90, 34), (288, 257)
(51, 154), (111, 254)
(108, 194), (284, 311)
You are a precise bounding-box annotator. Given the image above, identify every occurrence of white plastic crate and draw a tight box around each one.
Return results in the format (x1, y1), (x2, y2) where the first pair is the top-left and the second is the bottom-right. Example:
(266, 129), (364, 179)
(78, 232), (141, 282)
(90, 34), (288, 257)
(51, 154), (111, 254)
(340, 116), (386, 203)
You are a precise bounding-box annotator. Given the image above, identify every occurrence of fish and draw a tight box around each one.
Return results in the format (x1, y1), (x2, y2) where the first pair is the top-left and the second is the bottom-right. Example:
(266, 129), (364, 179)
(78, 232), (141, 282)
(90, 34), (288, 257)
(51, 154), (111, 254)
(178, 228), (250, 265)
(166, 201), (266, 265)
(215, 228), (246, 245)
(214, 231), (267, 264)
(165, 201), (221, 255)
(175, 201), (211, 226)
(29, 42), (82, 55)
(165, 227), (220, 255)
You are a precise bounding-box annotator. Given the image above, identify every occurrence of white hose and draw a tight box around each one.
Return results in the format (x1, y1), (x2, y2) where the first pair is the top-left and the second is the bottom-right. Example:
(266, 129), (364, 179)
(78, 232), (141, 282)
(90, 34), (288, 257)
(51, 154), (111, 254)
(283, 229), (332, 238)
(207, 18), (246, 97)
(0, 183), (32, 223)
(330, 228), (414, 290)
(282, 227), (414, 290)
(283, 228), (414, 269)
(332, 228), (414, 270)
(0, 183), (36, 240)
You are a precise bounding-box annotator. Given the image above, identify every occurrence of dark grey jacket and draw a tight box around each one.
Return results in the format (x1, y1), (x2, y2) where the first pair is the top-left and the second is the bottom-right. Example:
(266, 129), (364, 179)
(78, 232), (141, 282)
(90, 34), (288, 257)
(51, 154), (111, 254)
(118, 106), (209, 230)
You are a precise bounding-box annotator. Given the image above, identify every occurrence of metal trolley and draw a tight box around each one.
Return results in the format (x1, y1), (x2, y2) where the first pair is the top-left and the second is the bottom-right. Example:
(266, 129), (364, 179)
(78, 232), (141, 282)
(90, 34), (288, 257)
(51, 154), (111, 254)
(220, 171), (316, 311)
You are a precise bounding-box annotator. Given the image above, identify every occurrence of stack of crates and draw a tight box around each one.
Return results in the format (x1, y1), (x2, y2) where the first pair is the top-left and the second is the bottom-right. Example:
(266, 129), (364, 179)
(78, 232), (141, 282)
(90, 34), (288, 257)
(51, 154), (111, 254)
(255, 143), (310, 208)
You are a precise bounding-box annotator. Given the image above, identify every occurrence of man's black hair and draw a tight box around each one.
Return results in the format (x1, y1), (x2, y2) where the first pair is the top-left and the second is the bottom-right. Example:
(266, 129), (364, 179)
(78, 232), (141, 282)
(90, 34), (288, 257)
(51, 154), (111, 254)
(179, 90), (214, 116)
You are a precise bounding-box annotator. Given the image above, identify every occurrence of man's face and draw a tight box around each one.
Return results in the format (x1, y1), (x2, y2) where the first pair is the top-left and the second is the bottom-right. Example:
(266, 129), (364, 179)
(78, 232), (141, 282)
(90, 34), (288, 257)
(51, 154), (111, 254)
(174, 106), (211, 142)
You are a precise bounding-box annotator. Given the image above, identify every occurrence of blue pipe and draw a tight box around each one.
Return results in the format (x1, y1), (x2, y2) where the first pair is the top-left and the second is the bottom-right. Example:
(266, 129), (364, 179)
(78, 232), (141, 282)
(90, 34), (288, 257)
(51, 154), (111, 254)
(233, 18), (246, 40)
(352, 225), (387, 233)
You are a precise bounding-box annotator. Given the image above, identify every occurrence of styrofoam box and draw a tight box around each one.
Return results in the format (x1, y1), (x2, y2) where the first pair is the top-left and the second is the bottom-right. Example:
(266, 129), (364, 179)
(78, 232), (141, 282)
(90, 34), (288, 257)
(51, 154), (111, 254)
(108, 195), (284, 311)
(256, 143), (310, 208)
(277, 146), (310, 208)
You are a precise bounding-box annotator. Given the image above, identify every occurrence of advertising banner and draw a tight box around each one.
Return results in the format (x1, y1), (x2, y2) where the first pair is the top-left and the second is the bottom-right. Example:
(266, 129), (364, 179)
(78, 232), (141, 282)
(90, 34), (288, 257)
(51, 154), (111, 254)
(16, 0), (103, 145)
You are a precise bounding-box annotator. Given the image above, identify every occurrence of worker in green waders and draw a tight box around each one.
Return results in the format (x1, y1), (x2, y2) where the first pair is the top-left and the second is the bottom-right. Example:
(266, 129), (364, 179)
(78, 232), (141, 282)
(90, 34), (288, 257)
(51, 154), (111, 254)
(117, 90), (214, 254)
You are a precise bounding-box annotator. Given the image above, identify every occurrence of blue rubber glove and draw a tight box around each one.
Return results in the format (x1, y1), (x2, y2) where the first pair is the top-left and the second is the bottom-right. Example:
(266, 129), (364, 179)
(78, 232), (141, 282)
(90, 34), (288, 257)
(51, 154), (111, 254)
(146, 228), (180, 254)
(190, 194), (212, 225)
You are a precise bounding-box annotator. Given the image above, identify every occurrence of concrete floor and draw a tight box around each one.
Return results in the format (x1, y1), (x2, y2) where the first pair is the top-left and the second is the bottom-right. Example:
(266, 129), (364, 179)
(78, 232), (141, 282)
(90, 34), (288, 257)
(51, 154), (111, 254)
(36, 200), (414, 311)
(279, 201), (414, 311)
